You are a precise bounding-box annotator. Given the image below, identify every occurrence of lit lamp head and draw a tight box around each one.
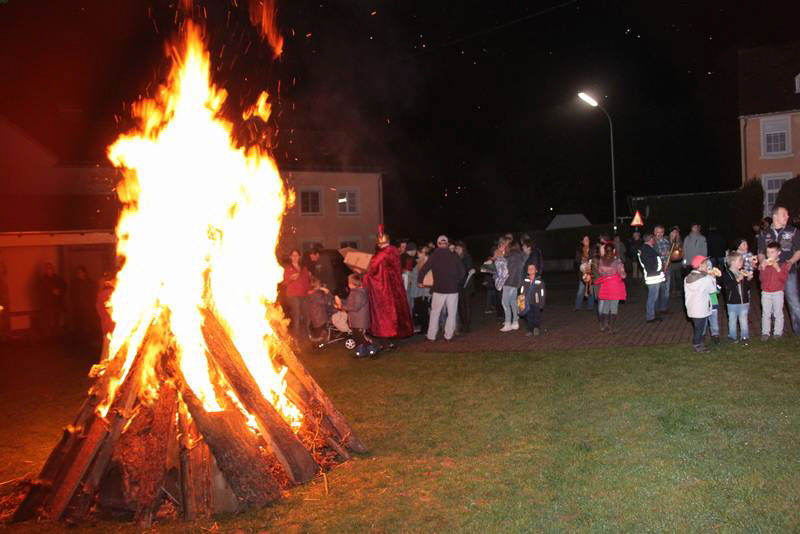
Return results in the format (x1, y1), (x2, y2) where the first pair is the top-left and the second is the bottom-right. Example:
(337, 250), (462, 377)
(578, 92), (599, 107)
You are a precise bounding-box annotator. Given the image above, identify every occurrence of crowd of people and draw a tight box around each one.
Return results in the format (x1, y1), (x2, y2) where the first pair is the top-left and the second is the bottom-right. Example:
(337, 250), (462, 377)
(282, 205), (800, 356)
(24, 262), (114, 350)
(280, 230), (547, 357)
(585, 204), (799, 352)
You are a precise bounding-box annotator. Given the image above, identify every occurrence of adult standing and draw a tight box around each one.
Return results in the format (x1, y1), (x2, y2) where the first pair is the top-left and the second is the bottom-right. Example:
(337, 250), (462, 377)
(492, 239), (510, 320)
(408, 246), (431, 333)
(613, 235), (627, 272)
(417, 235), (464, 341)
(628, 231), (643, 279)
(454, 241), (474, 333)
(757, 206), (800, 334)
(364, 228), (414, 344)
(282, 249), (310, 339)
(37, 262), (66, 338)
(522, 239), (543, 275)
(683, 224), (708, 268)
(96, 273), (115, 360)
(305, 246), (338, 295)
(638, 233), (666, 323)
(653, 225), (672, 315)
(500, 242), (525, 331)
(574, 235), (595, 311)
(667, 227), (684, 297)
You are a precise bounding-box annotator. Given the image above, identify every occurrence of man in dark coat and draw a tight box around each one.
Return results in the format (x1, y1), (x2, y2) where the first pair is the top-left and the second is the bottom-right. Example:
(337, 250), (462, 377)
(638, 234), (666, 323)
(363, 229), (413, 345)
(418, 235), (465, 341)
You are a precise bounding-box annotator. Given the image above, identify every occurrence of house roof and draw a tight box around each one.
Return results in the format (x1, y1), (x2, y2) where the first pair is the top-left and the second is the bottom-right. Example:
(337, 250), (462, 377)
(545, 214), (591, 231)
(738, 42), (800, 116)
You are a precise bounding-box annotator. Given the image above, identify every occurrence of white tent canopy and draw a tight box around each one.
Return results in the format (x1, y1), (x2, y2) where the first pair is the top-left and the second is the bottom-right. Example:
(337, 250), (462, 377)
(545, 213), (591, 231)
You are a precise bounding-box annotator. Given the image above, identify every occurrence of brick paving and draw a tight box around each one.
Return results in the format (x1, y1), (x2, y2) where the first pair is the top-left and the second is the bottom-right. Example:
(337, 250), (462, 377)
(400, 273), (769, 353)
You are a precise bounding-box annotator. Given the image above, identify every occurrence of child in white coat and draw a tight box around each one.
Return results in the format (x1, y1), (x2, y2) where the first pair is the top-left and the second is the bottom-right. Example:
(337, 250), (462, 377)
(684, 255), (720, 353)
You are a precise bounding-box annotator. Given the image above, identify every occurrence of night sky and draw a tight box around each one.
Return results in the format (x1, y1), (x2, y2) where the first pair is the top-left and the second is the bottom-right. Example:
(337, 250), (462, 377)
(1, 1), (798, 238)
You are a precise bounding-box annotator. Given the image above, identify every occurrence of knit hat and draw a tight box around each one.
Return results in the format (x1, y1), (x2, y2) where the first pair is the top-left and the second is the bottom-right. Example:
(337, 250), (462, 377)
(690, 255), (708, 269)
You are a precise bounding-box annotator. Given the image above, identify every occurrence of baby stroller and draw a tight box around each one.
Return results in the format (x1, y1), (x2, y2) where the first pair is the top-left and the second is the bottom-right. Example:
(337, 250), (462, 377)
(310, 310), (379, 358)
(311, 310), (357, 350)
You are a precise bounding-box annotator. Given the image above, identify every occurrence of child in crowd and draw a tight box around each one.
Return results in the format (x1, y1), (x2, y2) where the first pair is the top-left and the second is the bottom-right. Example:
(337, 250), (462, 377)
(733, 239), (758, 275)
(720, 252), (752, 345)
(335, 274), (374, 358)
(684, 255), (720, 353)
(593, 242), (627, 333)
(759, 242), (791, 341)
(518, 263), (545, 336)
(306, 277), (333, 342)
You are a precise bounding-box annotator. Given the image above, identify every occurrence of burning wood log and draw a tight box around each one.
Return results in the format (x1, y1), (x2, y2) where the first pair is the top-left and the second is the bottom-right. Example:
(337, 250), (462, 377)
(201, 308), (318, 484)
(118, 385), (178, 526)
(274, 337), (367, 453)
(59, 326), (160, 521)
(164, 351), (282, 510)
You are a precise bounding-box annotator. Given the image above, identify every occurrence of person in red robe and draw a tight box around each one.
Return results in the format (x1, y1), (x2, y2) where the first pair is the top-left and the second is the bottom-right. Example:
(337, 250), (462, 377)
(363, 228), (413, 345)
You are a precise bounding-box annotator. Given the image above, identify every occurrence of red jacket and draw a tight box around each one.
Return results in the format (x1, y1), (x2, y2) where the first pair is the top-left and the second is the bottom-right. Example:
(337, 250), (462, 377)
(760, 263), (790, 292)
(593, 259), (627, 301)
(283, 265), (310, 297)
(363, 245), (413, 338)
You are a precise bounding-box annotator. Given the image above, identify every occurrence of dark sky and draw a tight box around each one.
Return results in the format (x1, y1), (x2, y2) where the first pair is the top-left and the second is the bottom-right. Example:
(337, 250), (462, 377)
(1, 0), (798, 237)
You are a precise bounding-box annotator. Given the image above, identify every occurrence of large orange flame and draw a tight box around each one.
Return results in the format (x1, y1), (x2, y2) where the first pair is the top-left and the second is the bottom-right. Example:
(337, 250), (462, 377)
(102, 22), (301, 429)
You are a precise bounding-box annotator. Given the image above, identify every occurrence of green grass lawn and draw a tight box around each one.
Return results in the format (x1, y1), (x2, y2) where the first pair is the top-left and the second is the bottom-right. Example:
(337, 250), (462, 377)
(3, 338), (800, 533)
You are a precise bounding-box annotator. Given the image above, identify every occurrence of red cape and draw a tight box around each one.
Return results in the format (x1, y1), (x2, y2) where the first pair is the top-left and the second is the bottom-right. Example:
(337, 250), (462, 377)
(363, 245), (413, 338)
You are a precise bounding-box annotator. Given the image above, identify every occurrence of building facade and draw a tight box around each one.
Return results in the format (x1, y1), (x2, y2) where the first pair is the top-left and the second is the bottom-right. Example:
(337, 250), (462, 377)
(738, 43), (800, 215)
(279, 170), (383, 254)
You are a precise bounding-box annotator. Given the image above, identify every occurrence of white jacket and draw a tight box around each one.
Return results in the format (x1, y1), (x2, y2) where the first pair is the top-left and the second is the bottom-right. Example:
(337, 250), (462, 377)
(684, 270), (716, 318)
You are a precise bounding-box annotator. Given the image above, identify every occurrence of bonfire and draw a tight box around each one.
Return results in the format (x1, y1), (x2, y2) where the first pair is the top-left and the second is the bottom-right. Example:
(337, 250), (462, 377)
(12, 16), (364, 526)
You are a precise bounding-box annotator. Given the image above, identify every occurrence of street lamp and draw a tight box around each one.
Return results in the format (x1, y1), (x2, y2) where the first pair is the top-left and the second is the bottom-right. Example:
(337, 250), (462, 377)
(578, 91), (617, 234)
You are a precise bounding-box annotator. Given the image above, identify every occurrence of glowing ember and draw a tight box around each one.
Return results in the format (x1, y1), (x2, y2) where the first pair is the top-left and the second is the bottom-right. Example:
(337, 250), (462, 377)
(103, 22), (301, 429)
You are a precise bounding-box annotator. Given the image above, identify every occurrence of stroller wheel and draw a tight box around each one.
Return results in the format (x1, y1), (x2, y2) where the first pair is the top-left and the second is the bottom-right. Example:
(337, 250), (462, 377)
(344, 338), (357, 350)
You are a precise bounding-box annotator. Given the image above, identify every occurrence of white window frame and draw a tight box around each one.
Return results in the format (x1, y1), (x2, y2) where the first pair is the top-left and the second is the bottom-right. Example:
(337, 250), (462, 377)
(336, 187), (360, 216)
(298, 187), (323, 216)
(760, 115), (792, 158)
(339, 236), (361, 250)
(761, 172), (792, 216)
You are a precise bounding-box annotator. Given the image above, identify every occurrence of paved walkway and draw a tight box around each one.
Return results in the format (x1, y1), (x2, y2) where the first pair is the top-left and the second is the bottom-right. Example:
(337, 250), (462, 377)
(401, 273), (769, 353)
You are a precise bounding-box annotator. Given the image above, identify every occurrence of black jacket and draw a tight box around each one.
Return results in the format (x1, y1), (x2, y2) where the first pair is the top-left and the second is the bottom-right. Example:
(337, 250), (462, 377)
(418, 247), (466, 294)
(638, 243), (663, 281)
(719, 269), (751, 305)
(504, 249), (526, 288)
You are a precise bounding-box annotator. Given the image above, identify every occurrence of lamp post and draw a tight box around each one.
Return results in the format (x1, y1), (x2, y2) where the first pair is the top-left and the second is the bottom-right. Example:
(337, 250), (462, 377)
(578, 91), (617, 234)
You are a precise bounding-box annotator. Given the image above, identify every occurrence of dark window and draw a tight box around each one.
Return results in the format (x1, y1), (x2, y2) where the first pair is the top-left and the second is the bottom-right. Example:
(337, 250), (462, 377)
(300, 190), (321, 214)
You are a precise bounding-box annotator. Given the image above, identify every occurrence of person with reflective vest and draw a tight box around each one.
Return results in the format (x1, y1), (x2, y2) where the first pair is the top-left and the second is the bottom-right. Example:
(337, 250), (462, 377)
(638, 233), (665, 323)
